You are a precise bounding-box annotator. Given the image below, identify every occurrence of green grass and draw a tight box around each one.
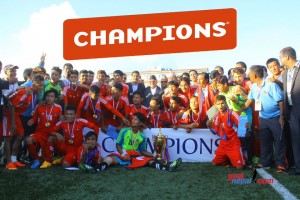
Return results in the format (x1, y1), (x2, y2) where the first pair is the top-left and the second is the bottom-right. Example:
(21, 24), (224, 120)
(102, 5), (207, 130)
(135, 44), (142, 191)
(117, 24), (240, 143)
(0, 163), (298, 200)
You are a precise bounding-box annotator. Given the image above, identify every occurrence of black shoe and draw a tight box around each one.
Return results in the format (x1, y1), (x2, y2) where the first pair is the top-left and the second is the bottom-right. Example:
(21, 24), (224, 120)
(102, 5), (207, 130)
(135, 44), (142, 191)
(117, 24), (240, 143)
(288, 170), (300, 176)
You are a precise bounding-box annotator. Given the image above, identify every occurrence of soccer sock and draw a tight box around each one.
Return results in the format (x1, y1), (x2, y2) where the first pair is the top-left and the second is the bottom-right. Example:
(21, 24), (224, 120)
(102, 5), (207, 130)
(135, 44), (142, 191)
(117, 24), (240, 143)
(11, 155), (17, 162)
(150, 161), (169, 170)
(95, 162), (109, 171)
(27, 143), (39, 160)
(44, 142), (54, 163)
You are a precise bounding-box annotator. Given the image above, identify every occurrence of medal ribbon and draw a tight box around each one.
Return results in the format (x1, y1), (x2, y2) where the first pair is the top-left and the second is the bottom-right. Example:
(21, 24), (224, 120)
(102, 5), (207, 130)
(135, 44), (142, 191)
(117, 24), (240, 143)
(89, 97), (97, 115)
(191, 111), (200, 124)
(46, 105), (54, 121)
(68, 120), (76, 139)
(170, 111), (178, 125)
(153, 112), (160, 128)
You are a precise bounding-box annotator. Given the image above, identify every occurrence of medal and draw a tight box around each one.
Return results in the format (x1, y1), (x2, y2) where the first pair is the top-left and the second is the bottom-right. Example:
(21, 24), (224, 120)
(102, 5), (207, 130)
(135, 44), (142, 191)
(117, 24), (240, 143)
(68, 120), (76, 145)
(31, 92), (38, 116)
(89, 97), (98, 120)
(45, 105), (54, 126)
(112, 99), (120, 120)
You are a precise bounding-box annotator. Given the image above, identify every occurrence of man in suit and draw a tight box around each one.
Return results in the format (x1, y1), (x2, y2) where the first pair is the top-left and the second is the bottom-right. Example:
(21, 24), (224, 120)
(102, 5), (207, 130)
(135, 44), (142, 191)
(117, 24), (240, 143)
(127, 71), (145, 104)
(280, 46), (300, 175)
(143, 75), (163, 108)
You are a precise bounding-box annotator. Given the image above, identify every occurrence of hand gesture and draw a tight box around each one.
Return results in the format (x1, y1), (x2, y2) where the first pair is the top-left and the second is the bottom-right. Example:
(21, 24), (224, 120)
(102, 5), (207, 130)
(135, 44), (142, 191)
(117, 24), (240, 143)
(40, 53), (46, 62)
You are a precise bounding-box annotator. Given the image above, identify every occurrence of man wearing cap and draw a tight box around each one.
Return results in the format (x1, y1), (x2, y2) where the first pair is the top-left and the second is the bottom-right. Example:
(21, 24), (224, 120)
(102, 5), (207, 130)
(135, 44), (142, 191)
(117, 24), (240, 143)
(143, 75), (163, 108)
(1, 65), (22, 138)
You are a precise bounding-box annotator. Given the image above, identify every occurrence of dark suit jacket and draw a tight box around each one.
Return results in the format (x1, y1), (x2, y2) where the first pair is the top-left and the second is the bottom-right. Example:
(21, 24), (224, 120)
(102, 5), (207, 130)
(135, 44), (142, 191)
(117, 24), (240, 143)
(143, 86), (163, 108)
(127, 82), (146, 104)
(283, 63), (300, 121)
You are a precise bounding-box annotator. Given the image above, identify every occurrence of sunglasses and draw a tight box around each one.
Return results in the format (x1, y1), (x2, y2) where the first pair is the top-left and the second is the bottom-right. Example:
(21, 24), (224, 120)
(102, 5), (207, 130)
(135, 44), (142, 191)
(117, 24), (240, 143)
(161, 81), (167, 83)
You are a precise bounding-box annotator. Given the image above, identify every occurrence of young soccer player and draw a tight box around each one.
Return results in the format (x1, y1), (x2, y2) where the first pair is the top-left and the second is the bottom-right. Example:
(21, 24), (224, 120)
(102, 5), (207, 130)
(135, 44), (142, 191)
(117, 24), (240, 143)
(77, 85), (128, 127)
(6, 75), (45, 169)
(148, 97), (171, 128)
(63, 70), (87, 109)
(206, 95), (245, 170)
(78, 131), (104, 173)
(42, 67), (63, 103)
(167, 96), (182, 130)
(125, 91), (148, 123)
(163, 81), (189, 111)
(178, 77), (197, 101)
(113, 70), (129, 98)
(80, 112), (182, 173)
(178, 97), (206, 133)
(26, 89), (62, 168)
(90, 70), (109, 97)
(41, 105), (99, 169)
(102, 82), (129, 132)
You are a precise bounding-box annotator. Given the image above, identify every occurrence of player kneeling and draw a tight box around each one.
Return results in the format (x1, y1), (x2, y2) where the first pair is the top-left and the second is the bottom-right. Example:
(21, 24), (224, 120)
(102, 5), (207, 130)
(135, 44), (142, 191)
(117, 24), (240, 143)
(80, 112), (182, 173)
(206, 95), (245, 170)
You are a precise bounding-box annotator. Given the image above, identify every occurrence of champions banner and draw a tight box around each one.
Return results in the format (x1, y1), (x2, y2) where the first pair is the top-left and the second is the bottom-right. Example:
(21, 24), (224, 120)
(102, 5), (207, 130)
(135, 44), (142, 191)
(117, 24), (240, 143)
(96, 128), (220, 162)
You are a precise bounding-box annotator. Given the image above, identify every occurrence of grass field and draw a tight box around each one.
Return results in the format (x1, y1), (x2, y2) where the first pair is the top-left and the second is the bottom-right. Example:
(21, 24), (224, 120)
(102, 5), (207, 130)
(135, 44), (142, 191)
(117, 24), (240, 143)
(0, 163), (299, 200)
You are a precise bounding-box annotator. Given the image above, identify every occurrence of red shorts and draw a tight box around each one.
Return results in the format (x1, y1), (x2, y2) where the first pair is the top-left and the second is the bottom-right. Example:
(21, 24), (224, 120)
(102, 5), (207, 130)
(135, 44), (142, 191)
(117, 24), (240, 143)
(212, 144), (245, 167)
(54, 141), (79, 166)
(14, 114), (25, 136)
(31, 132), (49, 148)
(1, 106), (11, 137)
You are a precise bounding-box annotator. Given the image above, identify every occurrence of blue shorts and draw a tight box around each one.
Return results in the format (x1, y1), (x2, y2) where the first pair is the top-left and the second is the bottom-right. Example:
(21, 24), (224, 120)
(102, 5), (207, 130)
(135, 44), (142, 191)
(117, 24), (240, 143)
(114, 156), (131, 166)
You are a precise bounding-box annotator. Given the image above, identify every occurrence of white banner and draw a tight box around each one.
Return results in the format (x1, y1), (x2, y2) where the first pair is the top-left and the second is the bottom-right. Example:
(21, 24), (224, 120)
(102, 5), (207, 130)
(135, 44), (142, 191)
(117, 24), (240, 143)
(97, 128), (220, 162)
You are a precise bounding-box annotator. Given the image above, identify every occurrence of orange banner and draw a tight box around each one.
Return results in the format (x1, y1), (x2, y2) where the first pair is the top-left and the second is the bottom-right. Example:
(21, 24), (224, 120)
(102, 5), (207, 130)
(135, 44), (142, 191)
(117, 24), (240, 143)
(63, 8), (237, 60)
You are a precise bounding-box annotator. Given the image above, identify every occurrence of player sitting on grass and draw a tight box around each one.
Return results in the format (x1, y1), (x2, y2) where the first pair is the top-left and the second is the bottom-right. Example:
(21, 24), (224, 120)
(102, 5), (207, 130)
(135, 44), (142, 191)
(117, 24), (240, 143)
(80, 112), (182, 173)
(78, 131), (107, 173)
(206, 95), (245, 170)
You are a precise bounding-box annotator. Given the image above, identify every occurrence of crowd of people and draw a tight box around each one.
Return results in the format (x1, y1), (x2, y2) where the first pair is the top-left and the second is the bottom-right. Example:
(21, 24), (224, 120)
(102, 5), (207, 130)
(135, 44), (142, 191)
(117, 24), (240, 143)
(0, 46), (299, 175)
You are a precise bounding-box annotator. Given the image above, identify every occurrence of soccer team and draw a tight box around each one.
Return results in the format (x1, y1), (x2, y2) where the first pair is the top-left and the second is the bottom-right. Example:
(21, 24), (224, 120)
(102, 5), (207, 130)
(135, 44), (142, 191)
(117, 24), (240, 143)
(0, 46), (300, 175)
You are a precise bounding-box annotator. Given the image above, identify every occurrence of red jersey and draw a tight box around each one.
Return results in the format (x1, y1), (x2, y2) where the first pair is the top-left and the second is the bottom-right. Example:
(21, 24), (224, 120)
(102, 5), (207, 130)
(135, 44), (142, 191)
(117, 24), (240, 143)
(76, 93), (100, 125)
(63, 85), (86, 107)
(125, 104), (148, 123)
(77, 144), (102, 165)
(52, 118), (99, 147)
(147, 111), (171, 128)
(121, 83), (129, 97)
(8, 88), (39, 115)
(163, 94), (189, 110)
(179, 86), (198, 101)
(210, 109), (240, 145)
(178, 110), (206, 128)
(167, 109), (181, 126)
(32, 104), (62, 134)
(91, 82), (109, 97)
(104, 96), (129, 127)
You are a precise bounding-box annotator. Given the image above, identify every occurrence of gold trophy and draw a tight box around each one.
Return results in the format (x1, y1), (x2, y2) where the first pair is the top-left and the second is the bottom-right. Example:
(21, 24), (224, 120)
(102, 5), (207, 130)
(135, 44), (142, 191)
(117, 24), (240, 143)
(152, 128), (167, 160)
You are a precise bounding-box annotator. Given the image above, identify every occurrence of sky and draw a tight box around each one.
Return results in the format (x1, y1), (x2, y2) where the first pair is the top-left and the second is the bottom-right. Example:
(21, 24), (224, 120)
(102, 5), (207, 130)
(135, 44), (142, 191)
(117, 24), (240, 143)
(1, 0), (300, 80)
